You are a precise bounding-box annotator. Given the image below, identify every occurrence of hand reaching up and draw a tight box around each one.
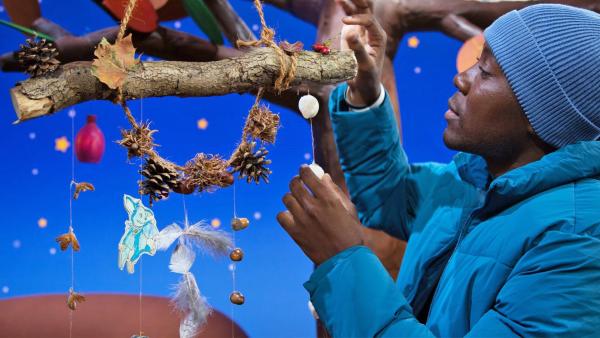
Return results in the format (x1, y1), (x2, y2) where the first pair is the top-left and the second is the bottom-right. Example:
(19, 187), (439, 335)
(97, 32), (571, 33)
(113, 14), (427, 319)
(337, 0), (387, 107)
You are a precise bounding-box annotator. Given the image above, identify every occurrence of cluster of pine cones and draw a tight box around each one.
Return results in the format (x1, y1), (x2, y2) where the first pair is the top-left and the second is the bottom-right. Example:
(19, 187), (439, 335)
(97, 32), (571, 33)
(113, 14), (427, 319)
(17, 38), (60, 77)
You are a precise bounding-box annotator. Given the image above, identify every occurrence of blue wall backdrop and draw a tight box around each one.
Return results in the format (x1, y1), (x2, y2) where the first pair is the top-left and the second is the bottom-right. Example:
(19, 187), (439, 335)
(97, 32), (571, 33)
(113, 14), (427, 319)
(0, 0), (460, 336)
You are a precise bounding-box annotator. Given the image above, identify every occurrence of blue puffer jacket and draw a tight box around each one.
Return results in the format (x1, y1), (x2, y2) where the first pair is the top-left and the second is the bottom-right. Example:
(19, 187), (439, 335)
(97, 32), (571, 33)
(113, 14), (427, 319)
(304, 84), (600, 337)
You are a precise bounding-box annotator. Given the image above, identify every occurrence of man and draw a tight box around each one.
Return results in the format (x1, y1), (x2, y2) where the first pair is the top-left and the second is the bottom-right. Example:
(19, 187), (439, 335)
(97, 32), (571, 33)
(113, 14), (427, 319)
(277, 1), (600, 337)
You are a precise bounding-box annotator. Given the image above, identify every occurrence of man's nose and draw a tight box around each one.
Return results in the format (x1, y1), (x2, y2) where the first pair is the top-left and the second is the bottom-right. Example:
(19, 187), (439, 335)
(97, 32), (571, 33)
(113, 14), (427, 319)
(453, 69), (471, 95)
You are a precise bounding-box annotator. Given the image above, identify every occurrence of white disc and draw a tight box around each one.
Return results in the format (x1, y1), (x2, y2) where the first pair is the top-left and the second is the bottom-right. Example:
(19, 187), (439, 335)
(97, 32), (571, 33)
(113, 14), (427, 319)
(299, 94), (319, 119)
(309, 162), (325, 179)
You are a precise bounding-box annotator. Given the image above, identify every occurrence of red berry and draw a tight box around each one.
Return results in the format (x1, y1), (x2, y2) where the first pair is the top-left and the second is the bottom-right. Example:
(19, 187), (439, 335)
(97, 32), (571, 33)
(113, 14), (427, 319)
(321, 47), (331, 55)
(313, 43), (325, 52)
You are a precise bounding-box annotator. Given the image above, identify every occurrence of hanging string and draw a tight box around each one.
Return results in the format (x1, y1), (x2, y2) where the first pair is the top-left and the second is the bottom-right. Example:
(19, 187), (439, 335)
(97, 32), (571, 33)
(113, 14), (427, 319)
(138, 97), (144, 336)
(68, 110), (76, 338)
(236, 0), (298, 93)
(117, 0), (137, 41)
(231, 182), (238, 338)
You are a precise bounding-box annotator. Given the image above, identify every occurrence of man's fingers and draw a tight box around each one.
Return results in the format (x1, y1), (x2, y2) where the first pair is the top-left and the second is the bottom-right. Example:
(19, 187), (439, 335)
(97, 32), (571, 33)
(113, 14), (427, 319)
(339, 0), (372, 14)
(351, 0), (373, 12)
(336, 0), (356, 15)
(342, 14), (386, 49)
(299, 165), (329, 199)
(345, 29), (373, 69)
(289, 176), (315, 210)
(276, 211), (295, 231)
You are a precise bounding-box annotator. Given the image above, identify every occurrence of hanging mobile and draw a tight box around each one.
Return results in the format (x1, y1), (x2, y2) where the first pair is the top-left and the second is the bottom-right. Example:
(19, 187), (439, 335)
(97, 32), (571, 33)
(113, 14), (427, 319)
(298, 93), (325, 179)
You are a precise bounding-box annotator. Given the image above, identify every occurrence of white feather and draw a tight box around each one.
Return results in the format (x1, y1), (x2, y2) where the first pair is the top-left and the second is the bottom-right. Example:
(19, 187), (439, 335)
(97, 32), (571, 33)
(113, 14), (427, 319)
(156, 223), (184, 251)
(169, 242), (196, 274)
(184, 222), (233, 256)
(172, 272), (212, 338)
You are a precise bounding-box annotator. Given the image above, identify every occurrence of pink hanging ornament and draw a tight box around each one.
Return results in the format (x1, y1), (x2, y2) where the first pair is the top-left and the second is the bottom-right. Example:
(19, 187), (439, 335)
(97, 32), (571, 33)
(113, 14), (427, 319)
(75, 115), (105, 163)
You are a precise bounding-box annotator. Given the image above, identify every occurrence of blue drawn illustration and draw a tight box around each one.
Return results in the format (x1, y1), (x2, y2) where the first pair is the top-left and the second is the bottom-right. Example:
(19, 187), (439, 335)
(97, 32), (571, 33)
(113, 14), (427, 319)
(118, 194), (159, 273)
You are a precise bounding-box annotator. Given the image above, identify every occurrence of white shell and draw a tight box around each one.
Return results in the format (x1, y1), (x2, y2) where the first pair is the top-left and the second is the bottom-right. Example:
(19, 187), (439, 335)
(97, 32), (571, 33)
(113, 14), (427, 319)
(309, 162), (325, 179)
(298, 94), (319, 119)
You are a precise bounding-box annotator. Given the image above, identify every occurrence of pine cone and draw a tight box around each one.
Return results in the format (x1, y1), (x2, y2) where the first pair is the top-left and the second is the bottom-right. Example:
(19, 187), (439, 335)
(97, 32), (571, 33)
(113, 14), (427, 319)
(230, 141), (272, 184)
(139, 157), (180, 205)
(17, 38), (60, 77)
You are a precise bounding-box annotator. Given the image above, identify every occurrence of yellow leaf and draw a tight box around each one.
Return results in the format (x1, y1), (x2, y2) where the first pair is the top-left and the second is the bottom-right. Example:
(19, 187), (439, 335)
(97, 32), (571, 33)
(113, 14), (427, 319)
(91, 35), (139, 90)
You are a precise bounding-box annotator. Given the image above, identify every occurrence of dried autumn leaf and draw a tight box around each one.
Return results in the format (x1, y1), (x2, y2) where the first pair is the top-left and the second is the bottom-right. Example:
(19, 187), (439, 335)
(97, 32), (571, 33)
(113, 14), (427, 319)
(73, 182), (95, 200)
(279, 40), (304, 54)
(56, 230), (80, 252)
(91, 34), (139, 90)
(67, 288), (86, 311)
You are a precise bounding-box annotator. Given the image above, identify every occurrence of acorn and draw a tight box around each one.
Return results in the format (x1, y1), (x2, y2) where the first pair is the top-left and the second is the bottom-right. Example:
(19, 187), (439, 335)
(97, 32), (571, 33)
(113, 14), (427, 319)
(231, 217), (249, 231)
(230, 291), (245, 305)
(230, 248), (244, 262)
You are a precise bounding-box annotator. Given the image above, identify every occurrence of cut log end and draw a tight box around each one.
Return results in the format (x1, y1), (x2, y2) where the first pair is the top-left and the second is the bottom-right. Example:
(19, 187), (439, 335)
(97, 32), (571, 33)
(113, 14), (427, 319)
(11, 86), (55, 123)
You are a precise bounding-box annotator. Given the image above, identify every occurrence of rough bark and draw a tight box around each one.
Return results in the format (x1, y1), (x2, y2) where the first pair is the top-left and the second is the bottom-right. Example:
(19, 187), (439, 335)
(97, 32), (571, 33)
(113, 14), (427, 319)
(11, 48), (357, 122)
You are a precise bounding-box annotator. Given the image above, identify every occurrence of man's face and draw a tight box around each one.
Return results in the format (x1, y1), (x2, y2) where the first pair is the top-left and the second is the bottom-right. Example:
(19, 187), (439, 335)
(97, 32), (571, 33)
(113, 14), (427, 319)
(443, 43), (531, 159)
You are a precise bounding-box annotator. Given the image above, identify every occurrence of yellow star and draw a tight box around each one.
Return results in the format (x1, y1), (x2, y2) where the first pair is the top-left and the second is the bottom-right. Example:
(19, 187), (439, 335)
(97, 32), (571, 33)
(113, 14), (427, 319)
(197, 118), (208, 130)
(38, 217), (48, 229)
(55, 136), (70, 153)
(408, 36), (420, 48)
(210, 218), (221, 228)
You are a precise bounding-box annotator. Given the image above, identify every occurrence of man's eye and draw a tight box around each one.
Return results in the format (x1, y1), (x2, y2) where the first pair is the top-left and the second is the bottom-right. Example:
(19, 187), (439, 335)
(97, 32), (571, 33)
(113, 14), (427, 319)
(479, 66), (491, 77)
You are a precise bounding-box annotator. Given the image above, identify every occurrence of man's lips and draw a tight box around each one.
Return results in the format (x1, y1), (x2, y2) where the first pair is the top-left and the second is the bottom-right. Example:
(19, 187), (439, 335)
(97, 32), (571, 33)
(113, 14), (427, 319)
(445, 99), (460, 121)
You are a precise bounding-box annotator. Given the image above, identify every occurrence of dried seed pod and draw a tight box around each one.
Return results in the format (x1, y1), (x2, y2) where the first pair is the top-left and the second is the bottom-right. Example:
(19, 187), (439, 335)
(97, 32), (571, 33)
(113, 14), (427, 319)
(243, 105), (280, 144)
(56, 230), (80, 251)
(73, 182), (95, 200)
(117, 121), (157, 160)
(67, 288), (85, 310)
(230, 291), (245, 305)
(230, 248), (244, 261)
(181, 153), (231, 193)
(231, 218), (249, 231)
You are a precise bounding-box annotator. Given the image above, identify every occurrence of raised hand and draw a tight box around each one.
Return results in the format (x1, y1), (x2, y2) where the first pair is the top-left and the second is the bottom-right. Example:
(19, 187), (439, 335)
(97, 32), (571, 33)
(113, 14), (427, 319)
(337, 0), (387, 107)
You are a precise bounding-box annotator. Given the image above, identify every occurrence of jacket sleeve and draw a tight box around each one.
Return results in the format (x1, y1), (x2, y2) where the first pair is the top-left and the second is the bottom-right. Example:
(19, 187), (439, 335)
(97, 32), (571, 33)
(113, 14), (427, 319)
(330, 83), (426, 241)
(305, 231), (600, 338)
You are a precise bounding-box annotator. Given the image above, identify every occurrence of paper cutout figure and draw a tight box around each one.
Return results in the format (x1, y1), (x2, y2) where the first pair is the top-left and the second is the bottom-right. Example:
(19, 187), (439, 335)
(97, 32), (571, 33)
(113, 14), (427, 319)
(118, 194), (159, 273)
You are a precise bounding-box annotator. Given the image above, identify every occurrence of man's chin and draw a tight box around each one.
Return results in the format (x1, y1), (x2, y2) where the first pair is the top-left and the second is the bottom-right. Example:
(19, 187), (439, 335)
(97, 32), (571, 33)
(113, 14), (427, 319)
(442, 128), (464, 151)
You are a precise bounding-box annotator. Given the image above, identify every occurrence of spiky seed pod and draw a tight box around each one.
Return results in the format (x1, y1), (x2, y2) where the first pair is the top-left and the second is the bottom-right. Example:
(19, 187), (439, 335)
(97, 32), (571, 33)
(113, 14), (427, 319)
(243, 105), (280, 144)
(17, 38), (60, 77)
(229, 141), (272, 184)
(139, 157), (180, 205)
(181, 153), (232, 193)
(117, 121), (157, 160)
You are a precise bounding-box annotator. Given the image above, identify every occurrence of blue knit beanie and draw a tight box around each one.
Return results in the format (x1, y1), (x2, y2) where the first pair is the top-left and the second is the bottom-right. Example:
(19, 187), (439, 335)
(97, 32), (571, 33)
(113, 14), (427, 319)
(484, 4), (600, 148)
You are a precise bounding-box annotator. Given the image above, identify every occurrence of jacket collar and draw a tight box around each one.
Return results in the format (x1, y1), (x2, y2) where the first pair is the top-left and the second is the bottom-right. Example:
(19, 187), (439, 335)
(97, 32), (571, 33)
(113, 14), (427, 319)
(453, 141), (600, 216)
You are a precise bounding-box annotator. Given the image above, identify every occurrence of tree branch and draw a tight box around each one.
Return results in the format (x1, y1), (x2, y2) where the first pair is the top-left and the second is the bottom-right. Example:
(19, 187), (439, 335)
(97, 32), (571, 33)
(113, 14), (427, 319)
(260, 0), (326, 25)
(11, 48), (357, 122)
(440, 14), (483, 41)
(376, 0), (600, 58)
(205, 0), (257, 44)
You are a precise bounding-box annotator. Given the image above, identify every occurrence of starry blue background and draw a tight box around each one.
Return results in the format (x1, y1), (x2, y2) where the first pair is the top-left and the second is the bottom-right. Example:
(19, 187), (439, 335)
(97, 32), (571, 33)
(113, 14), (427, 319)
(0, 0), (459, 336)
